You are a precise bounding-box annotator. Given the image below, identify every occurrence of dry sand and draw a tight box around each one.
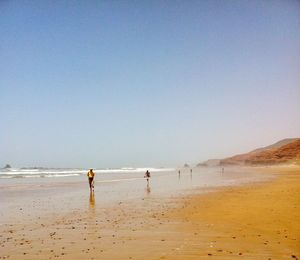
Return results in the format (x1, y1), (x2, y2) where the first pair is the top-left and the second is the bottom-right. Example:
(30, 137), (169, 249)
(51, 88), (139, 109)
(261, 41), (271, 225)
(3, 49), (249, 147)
(163, 166), (300, 259)
(1, 166), (299, 259)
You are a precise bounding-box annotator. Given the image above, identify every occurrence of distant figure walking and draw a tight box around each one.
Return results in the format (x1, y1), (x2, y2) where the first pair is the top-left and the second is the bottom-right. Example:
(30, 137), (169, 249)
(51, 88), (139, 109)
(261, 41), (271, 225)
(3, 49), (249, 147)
(87, 169), (95, 191)
(144, 170), (151, 183)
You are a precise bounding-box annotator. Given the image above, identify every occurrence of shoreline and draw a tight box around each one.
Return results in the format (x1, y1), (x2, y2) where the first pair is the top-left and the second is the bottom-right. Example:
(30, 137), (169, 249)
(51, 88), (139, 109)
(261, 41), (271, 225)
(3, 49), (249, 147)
(1, 166), (299, 259)
(161, 166), (300, 259)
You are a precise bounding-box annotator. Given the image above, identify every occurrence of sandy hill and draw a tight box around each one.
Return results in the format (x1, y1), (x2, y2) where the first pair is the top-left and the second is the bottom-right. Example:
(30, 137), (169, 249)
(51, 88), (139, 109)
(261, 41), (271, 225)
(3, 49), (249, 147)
(197, 159), (221, 167)
(251, 138), (299, 153)
(220, 138), (300, 166)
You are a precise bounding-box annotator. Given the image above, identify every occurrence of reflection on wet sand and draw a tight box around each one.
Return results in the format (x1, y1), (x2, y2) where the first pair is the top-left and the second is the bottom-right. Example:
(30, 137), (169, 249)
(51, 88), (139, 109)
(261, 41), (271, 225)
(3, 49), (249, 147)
(89, 191), (95, 210)
(145, 182), (151, 195)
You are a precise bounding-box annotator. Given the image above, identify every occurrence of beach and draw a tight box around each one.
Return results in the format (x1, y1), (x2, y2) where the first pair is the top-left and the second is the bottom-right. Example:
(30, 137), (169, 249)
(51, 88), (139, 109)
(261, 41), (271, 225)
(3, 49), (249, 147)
(2, 1), (299, 259)
(0, 166), (299, 259)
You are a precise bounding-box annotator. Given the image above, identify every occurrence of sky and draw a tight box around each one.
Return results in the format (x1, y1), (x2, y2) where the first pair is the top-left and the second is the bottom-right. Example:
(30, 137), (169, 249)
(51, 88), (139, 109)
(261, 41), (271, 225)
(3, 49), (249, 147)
(0, 0), (300, 168)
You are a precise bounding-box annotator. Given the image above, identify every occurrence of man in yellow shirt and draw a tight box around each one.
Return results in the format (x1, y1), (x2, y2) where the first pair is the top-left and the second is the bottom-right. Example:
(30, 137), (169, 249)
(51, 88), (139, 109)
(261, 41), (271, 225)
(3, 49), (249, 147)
(87, 169), (95, 191)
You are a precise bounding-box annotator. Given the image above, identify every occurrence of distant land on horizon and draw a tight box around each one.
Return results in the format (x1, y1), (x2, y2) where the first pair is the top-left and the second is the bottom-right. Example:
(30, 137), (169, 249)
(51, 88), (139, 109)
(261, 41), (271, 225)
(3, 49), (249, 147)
(3, 138), (300, 169)
(198, 138), (300, 167)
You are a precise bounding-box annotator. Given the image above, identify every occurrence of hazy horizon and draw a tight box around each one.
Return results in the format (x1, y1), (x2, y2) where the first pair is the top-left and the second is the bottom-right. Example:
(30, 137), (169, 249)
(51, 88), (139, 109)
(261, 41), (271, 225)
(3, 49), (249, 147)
(1, 137), (300, 169)
(1, 1), (300, 168)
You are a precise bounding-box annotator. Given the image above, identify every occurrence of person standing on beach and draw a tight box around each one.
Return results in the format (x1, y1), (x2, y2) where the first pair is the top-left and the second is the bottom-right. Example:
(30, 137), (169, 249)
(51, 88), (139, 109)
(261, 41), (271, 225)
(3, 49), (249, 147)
(144, 170), (151, 183)
(87, 169), (95, 191)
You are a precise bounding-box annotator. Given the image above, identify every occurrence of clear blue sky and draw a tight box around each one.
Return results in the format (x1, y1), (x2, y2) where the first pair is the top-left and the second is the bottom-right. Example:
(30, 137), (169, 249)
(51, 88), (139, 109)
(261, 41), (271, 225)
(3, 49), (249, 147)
(1, 1), (299, 168)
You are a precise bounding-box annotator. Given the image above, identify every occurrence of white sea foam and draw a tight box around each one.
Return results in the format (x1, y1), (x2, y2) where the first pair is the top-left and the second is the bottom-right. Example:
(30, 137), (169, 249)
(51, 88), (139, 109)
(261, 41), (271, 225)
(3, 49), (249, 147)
(95, 167), (174, 174)
(44, 174), (81, 178)
(0, 167), (174, 179)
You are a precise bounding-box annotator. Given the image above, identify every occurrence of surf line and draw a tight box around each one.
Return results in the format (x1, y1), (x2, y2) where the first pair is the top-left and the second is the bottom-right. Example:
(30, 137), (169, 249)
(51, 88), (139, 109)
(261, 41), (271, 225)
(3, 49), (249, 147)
(95, 177), (145, 184)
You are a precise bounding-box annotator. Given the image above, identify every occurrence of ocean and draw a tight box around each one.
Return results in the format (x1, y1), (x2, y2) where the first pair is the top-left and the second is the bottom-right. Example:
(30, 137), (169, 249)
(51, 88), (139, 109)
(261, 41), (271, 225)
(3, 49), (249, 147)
(0, 167), (173, 179)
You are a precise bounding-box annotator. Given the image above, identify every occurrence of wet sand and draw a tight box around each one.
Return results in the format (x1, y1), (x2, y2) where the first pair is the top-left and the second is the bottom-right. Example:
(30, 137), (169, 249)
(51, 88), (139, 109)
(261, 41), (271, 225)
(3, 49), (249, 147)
(0, 166), (299, 259)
